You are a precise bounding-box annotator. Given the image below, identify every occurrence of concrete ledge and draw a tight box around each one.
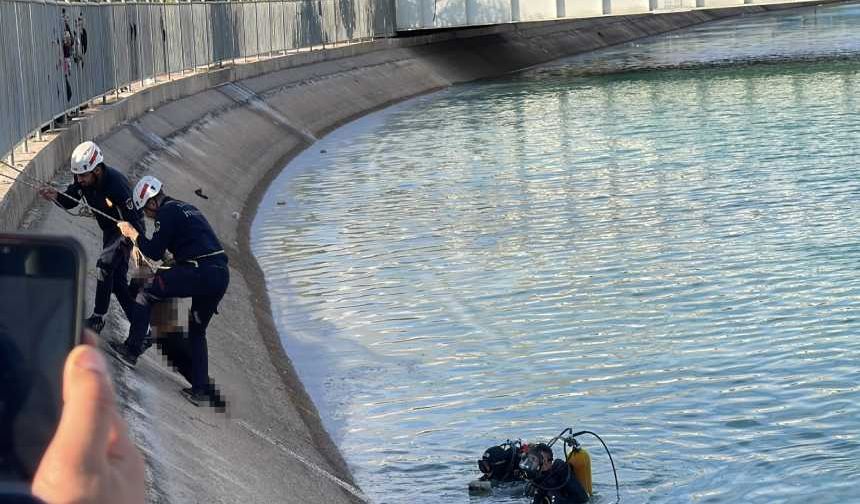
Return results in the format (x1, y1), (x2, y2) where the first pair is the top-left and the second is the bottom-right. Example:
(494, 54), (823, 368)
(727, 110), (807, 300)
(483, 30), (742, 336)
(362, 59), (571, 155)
(0, 2), (839, 501)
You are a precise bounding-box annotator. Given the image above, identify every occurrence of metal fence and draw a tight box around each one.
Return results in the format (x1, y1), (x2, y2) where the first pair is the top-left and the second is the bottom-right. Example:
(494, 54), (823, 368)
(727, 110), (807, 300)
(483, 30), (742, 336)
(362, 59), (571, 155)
(0, 0), (397, 163)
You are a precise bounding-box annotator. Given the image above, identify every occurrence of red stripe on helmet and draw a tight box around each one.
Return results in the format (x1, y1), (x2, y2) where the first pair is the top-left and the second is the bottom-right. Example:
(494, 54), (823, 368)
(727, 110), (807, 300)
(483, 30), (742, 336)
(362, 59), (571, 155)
(138, 183), (150, 201)
(88, 150), (98, 166)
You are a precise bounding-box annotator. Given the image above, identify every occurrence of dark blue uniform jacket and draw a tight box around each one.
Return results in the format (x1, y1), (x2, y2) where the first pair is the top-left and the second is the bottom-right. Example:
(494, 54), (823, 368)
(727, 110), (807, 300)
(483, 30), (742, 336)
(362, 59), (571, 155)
(57, 165), (145, 243)
(136, 197), (225, 264)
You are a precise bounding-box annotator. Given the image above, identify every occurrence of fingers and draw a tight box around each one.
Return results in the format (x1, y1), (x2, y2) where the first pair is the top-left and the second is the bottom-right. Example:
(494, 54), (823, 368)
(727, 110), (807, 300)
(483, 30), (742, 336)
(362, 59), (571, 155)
(81, 328), (97, 346)
(34, 344), (146, 504)
(54, 345), (115, 467)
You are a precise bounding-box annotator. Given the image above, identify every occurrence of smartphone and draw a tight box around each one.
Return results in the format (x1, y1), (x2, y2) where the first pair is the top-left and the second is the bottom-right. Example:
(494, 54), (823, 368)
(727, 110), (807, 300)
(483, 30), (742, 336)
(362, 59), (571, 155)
(0, 234), (85, 488)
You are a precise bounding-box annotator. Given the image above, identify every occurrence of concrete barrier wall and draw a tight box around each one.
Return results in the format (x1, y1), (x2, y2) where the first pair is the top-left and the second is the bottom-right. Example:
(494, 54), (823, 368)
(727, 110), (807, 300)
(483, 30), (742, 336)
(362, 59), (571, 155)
(563, 0), (606, 18)
(610, 0), (653, 14)
(396, 0), (824, 29)
(513, 0), (558, 21)
(435, 0), (469, 26)
(467, 0), (514, 24)
(700, 0), (745, 6)
(653, 0), (700, 9)
(0, 1), (838, 501)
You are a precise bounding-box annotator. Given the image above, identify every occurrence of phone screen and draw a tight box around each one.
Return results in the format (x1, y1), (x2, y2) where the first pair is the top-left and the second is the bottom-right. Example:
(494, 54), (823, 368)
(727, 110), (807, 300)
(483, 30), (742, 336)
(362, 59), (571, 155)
(0, 236), (83, 483)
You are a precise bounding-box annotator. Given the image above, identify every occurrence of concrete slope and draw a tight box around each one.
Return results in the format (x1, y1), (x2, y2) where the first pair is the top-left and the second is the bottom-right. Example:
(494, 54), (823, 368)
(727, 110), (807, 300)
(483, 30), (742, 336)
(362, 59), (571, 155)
(1, 3), (835, 502)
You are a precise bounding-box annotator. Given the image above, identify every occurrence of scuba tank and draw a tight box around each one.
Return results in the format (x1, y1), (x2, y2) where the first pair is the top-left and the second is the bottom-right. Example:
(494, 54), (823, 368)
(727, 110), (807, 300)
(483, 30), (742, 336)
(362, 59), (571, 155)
(565, 438), (592, 496)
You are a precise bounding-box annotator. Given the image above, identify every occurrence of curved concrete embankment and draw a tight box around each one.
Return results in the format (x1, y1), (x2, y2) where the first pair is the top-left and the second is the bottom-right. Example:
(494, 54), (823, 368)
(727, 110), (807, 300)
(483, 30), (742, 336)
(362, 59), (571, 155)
(0, 3), (831, 501)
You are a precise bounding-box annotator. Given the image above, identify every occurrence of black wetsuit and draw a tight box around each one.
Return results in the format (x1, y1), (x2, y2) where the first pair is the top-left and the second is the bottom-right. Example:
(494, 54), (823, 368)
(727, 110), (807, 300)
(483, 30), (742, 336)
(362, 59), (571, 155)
(531, 460), (589, 504)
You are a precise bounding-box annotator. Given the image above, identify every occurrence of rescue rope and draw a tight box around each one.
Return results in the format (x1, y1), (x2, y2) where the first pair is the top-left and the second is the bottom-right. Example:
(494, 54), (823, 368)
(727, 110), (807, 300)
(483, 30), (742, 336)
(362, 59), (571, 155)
(1, 158), (53, 187)
(0, 167), (97, 220)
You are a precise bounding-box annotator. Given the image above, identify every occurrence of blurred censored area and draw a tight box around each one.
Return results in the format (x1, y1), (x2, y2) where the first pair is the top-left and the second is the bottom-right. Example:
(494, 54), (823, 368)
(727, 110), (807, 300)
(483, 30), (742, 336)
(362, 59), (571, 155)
(149, 298), (226, 410)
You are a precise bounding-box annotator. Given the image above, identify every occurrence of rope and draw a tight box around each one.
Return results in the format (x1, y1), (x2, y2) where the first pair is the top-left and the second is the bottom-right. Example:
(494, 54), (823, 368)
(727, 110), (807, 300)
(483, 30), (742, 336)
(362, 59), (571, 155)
(1, 158), (53, 186)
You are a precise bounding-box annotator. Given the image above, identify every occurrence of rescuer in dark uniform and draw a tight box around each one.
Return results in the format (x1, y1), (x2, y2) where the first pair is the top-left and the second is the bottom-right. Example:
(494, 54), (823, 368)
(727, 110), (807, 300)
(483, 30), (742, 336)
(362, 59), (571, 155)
(38, 141), (145, 334)
(113, 175), (229, 407)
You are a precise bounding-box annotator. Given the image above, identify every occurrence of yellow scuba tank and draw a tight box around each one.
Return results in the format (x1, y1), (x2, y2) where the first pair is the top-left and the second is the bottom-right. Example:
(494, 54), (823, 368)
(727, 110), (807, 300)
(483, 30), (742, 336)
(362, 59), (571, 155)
(566, 444), (592, 495)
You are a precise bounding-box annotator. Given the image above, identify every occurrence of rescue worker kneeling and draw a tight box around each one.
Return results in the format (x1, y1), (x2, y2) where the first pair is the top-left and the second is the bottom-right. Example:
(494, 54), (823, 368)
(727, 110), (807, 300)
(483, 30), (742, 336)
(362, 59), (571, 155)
(520, 444), (589, 504)
(113, 176), (229, 407)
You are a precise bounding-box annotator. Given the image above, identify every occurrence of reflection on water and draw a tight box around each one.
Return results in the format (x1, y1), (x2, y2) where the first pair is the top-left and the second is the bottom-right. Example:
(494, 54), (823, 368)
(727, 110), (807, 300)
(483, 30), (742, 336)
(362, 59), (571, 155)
(252, 3), (860, 503)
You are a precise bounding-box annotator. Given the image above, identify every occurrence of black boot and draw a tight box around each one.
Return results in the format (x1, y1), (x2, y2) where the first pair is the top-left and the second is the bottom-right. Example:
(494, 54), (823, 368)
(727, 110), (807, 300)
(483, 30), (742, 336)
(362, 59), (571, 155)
(108, 341), (138, 367)
(180, 387), (208, 407)
(85, 314), (105, 334)
(181, 387), (226, 412)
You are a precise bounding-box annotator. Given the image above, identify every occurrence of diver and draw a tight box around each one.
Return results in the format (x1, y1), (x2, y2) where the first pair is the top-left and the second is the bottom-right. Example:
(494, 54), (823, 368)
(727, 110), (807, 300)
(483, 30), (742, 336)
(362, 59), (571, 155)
(520, 443), (590, 504)
(478, 440), (527, 483)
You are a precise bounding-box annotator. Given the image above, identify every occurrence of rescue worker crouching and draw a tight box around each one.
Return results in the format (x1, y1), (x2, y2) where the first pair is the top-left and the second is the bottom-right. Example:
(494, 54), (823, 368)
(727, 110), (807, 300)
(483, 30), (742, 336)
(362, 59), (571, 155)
(38, 141), (146, 334)
(113, 176), (229, 407)
(521, 444), (589, 504)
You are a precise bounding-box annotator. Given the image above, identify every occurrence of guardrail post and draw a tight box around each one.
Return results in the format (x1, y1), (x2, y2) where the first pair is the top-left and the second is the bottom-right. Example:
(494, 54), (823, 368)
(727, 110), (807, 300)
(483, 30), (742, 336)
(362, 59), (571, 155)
(14, 3), (28, 154)
(178, 0), (185, 74)
(206, 2), (213, 69)
(255, 1), (260, 60)
(190, 0), (197, 71)
(268, 0), (273, 58)
(282, 0), (288, 54)
(201, 1), (208, 69)
(98, 2), (109, 104)
(228, 0), (236, 65)
(163, 1), (171, 81)
(149, 0), (157, 82)
(136, 4), (144, 88)
(26, 2), (42, 142)
(109, 2), (120, 100)
(242, 0), (248, 63)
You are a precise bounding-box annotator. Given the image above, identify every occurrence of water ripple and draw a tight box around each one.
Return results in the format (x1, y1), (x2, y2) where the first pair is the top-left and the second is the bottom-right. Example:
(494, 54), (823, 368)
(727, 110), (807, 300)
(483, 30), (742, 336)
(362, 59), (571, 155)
(253, 3), (860, 503)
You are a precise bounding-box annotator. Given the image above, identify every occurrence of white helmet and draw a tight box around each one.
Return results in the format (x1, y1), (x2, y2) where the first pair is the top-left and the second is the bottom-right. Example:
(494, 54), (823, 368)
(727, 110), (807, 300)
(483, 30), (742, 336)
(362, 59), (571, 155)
(70, 141), (104, 175)
(133, 176), (163, 210)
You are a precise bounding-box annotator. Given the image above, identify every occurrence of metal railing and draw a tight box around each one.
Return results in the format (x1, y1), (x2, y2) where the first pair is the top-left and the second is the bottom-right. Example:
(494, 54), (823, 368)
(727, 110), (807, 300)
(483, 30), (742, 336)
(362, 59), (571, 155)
(0, 0), (397, 164)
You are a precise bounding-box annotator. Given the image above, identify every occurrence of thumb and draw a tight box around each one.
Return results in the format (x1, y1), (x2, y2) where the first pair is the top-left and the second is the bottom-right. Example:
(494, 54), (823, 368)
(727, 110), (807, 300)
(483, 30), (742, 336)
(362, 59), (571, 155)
(51, 345), (115, 466)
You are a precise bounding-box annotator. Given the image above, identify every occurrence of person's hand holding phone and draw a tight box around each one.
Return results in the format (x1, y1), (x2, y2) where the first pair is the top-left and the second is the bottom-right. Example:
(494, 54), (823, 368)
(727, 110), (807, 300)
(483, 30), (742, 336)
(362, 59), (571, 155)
(31, 337), (145, 504)
(1, 234), (144, 502)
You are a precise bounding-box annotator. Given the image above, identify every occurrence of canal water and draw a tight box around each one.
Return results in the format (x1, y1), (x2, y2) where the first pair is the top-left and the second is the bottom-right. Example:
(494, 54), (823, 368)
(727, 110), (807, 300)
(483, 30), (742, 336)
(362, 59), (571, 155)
(252, 3), (860, 503)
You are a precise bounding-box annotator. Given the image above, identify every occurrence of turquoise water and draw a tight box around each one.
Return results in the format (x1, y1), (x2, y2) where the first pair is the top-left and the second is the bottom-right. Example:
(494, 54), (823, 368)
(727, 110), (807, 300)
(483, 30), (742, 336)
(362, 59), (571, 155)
(252, 3), (860, 503)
